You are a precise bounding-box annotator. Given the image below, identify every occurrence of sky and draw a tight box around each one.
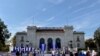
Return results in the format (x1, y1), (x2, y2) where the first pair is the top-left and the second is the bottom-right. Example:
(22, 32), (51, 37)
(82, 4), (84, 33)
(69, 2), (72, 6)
(0, 0), (100, 40)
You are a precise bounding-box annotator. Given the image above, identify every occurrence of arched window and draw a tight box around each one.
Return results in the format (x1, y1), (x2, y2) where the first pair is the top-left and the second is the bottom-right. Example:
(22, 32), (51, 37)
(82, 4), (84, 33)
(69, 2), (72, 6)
(47, 38), (53, 51)
(55, 38), (61, 49)
(39, 38), (45, 49)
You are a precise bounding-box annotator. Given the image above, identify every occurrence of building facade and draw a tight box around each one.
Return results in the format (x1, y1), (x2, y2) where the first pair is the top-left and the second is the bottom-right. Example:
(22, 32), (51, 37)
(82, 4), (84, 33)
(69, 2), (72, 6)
(15, 25), (85, 50)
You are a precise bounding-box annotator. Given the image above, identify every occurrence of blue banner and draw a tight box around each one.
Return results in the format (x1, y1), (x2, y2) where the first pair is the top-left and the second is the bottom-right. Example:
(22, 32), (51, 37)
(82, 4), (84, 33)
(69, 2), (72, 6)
(41, 44), (46, 51)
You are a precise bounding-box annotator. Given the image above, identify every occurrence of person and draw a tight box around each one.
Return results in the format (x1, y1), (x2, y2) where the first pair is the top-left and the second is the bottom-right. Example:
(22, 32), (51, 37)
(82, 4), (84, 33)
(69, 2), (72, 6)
(79, 51), (83, 56)
(86, 51), (91, 56)
(29, 52), (33, 56)
(62, 51), (65, 56)
(73, 50), (78, 56)
(36, 48), (39, 56)
(55, 49), (59, 56)
(74, 52), (78, 56)
(52, 49), (55, 56)
(56, 49), (60, 56)
(65, 47), (69, 54)
(33, 49), (36, 56)
(69, 52), (73, 56)
(16, 51), (20, 56)
(80, 50), (87, 56)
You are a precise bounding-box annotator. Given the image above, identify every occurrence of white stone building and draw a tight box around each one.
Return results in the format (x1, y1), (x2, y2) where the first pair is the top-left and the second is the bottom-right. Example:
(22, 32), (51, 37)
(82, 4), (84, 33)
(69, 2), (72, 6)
(15, 25), (85, 50)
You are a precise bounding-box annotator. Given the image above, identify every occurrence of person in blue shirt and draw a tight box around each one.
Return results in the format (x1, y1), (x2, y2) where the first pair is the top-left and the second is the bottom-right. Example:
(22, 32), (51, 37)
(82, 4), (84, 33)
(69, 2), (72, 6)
(79, 51), (86, 56)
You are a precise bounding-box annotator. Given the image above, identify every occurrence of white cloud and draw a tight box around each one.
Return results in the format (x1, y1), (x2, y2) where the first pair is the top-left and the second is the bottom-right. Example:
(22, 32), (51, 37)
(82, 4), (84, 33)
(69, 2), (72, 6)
(47, 0), (65, 4)
(33, 16), (55, 27)
(85, 36), (94, 40)
(70, 14), (97, 31)
(9, 15), (35, 37)
(67, 6), (72, 9)
(70, 0), (98, 15)
(42, 8), (47, 12)
(46, 16), (55, 22)
(71, 9), (99, 21)
(72, 0), (87, 7)
(89, 1), (99, 7)
(72, 20), (90, 31)
(98, 0), (100, 3)
(8, 26), (27, 38)
(71, 7), (85, 14)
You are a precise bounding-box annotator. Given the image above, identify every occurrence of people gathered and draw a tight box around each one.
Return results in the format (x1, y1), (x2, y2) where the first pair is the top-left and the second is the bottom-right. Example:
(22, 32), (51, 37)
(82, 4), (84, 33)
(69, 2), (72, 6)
(12, 46), (98, 56)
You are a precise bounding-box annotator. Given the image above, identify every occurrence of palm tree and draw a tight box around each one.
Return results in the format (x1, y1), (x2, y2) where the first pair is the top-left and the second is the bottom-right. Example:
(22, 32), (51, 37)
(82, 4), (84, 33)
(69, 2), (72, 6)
(94, 27), (100, 55)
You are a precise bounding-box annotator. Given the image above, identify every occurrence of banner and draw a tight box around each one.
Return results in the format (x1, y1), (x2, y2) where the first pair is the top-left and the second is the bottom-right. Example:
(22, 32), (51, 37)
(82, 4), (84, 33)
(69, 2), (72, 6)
(41, 44), (46, 51)
(25, 47), (29, 52)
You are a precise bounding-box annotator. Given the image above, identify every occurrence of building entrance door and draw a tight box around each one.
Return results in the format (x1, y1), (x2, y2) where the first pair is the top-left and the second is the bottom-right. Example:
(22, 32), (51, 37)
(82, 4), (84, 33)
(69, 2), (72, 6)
(39, 38), (45, 49)
(55, 38), (61, 49)
(47, 38), (53, 51)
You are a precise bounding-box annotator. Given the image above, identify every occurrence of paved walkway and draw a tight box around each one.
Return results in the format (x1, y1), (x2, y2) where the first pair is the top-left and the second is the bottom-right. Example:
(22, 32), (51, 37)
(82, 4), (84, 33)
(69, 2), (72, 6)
(0, 53), (70, 56)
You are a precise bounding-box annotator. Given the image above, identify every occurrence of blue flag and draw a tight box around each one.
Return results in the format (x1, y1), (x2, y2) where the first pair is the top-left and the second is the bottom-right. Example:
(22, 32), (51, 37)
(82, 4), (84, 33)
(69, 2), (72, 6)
(41, 44), (46, 51)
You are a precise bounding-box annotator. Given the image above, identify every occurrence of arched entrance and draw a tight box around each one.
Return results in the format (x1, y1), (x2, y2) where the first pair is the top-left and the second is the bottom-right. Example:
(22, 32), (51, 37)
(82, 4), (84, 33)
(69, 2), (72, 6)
(39, 38), (45, 49)
(47, 38), (53, 51)
(55, 38), (61, 49)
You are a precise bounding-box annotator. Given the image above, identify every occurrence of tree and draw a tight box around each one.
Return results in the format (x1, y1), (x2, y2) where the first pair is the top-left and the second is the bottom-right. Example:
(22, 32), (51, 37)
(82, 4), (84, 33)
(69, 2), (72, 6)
(94, 27), (100, 55)
(0, 19), (11, 50)
(12, 36), (16, 47)
(85, 38), (96, 49)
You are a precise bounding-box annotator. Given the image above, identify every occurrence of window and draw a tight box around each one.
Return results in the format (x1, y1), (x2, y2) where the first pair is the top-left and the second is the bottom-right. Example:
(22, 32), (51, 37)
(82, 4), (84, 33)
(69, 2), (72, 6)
(21, 36), (24, 42)
(77, 43), (80, 47)
(77, 36), (80, 42)
(26, 45), (29, 47)
(70, 44), (73, 48)
(69, 40), (72, 43)
(69, 40), (73, 48)
(26, 41), (29, 42)
(29, 43), (32, 47)
(21, 43), (23, 47)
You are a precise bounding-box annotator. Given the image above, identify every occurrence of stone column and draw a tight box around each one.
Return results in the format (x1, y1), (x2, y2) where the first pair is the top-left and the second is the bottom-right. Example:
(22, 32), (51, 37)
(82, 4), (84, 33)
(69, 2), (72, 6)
(45, 38), (48, 52)
(53, 39), (55, 50)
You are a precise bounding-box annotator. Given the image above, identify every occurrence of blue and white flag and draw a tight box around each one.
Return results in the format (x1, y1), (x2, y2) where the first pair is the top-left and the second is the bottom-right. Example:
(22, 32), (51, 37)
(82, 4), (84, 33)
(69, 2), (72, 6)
(28, 47), (31, 51)
(21, 47), (25, 52)
(16, 47), (20, 51)
(23, 47), (25, 52)
(41, 44), (46, 51)
(53, 42), (55, 50)
(29, 47), (32, 52)
(25, 47), (29, 52)
(13, 46), (17, 52)
(19, 47), (22, 52)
